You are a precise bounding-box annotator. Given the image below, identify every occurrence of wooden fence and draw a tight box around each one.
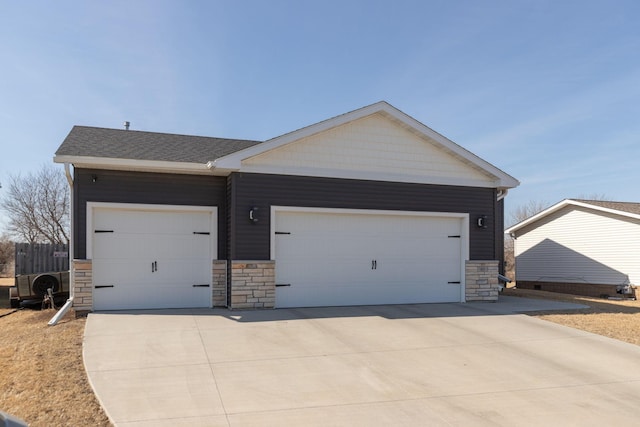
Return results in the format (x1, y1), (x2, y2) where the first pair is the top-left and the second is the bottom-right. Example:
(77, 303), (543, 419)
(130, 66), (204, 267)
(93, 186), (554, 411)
(14, 243), (69, 275)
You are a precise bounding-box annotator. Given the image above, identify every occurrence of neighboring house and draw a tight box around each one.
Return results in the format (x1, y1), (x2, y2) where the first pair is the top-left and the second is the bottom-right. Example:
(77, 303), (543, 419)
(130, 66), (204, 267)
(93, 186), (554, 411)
(53, 101), (519, 312)
(505, 199), (640, 298)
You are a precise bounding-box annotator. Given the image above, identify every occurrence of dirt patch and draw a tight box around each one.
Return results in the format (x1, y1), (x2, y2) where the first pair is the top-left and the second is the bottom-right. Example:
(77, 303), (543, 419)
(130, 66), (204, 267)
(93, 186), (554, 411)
(0, 309), (111, 426)
(503, 287), (640, 346)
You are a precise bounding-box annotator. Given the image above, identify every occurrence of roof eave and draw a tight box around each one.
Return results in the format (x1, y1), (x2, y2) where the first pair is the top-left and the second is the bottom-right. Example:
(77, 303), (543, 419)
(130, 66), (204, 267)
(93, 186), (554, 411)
(54, 155), (217, 175)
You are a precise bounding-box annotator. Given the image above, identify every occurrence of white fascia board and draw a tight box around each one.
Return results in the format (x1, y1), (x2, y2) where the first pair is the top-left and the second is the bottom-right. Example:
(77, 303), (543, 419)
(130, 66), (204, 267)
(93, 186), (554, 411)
(212, 101), (520, 189)
(54, 155), (213, 175)
(505, 199), (640, 236)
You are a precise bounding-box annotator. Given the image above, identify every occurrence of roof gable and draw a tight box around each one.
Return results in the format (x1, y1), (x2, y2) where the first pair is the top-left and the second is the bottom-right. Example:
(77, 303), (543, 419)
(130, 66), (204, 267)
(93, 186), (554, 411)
(236, 112), (497, 187)
(506, 199), (640, 236)
(211, 101), (519, 188)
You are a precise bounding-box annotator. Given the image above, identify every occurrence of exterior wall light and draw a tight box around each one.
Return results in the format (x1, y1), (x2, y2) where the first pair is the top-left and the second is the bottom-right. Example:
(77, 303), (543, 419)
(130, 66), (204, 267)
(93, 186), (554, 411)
(249, 207), (259, 223)
(477, 215), (487, 228)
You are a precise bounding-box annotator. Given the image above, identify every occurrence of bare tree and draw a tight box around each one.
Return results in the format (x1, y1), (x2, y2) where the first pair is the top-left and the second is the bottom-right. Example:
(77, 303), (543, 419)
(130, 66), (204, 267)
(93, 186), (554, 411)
(575, 193), (609, 201)
(0, 234), (14, 276)
(2, 165), (69, 244)
(508, 199), (550, 227)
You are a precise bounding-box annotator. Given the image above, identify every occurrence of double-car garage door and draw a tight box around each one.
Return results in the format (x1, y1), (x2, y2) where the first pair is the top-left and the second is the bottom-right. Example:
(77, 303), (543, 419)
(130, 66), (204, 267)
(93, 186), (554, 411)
(91, 204), (216, 311)
(273, 208), (467, 308)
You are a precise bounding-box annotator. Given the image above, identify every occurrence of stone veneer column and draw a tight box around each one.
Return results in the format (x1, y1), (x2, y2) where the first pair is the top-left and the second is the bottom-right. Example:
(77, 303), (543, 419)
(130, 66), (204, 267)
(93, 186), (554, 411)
(72, 259), (93, 315)
(212, 260), (227, 307)
(230, 261), (275, 309)
(465, 260), (500, 302)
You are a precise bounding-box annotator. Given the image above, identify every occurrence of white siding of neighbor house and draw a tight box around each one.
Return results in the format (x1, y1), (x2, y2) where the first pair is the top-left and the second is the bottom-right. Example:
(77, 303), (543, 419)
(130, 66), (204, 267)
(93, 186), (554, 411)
(514, 206), (640, 286)
(240, 113), (497, 187)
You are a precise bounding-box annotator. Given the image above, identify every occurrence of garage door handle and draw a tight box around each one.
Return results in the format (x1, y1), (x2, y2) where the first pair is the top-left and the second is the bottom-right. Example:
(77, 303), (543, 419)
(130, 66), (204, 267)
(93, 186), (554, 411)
(152, 261), (158, 272)
(275, 283), (291, 287)
(448, 281), (461, 284)
(95, 285), (114, 289)
(192, 284), (210, 287)
(371, 260), (377, 270)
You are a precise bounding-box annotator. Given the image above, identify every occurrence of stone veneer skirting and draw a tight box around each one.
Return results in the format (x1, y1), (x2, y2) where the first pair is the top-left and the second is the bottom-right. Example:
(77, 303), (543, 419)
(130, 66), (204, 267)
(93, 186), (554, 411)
(71, 259), (229, 313)
(212, 260), (227, 307)
(465, 260), (500, 302)
(72, 259), (93, 316)
(230, 261), (276, 309)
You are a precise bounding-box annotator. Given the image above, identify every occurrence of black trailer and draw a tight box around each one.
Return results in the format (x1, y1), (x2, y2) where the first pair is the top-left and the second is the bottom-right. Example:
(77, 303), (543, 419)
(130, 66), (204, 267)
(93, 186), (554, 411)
(9, 243), (69, 308)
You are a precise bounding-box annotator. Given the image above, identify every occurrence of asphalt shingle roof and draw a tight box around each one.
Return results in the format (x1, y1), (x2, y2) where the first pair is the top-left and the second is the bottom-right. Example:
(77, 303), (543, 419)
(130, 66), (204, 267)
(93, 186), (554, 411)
(574, 199), (640, 216)
(55, 126), (262, 163)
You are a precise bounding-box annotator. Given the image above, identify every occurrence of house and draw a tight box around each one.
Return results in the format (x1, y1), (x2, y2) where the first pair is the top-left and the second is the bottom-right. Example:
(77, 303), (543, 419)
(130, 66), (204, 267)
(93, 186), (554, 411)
(505, 199), (640, 298)
(53, 101), (519, 312)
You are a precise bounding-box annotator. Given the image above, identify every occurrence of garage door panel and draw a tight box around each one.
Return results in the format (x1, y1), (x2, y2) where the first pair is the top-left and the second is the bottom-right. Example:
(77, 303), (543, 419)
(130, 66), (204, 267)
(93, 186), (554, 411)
(94, 210), (210, 235)
(275, 210), (465, 308)
(94, 284), (208, 311)
(153, 235), (210, 259)
(92, 206), (214, 310)
(277, 281), (460, 308)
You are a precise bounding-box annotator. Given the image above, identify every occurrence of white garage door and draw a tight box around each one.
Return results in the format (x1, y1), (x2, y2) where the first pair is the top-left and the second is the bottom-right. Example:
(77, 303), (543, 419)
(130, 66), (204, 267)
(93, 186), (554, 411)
(91, 205), (215, 310)
(273, 209), (466, 308)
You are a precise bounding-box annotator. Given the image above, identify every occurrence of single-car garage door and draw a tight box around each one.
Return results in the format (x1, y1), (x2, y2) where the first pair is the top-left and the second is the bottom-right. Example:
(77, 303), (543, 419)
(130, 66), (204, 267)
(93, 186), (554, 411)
(90, 204), (216, 310)
(273, 208), (467, 308)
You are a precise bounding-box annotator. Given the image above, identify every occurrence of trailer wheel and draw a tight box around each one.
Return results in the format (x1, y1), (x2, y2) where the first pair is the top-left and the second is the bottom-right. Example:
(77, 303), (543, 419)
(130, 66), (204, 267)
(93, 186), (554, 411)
(32, 274), (60, 297)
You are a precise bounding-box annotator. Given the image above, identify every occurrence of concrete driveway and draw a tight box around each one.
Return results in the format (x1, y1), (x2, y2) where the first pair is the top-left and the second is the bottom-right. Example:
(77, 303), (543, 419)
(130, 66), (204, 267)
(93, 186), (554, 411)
(83, 296), (640, 426)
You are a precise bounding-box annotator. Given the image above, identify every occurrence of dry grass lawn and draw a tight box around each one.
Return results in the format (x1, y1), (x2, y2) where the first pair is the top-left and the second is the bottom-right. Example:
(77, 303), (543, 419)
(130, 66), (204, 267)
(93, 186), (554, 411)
(0, 277), (638, 426)
(0, 306), (110, 426)
(503, 287), (640, 346)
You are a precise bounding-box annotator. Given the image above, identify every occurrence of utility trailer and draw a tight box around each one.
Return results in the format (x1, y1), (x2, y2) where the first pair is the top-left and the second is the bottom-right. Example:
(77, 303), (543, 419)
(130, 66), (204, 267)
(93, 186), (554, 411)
(8, 243), (69, 308)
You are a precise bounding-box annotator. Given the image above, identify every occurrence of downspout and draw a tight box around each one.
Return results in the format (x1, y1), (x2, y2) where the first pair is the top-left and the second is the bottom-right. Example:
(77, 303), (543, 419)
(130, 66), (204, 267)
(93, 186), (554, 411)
(48, 163), (74, 326)
(497, 188), (508, 201)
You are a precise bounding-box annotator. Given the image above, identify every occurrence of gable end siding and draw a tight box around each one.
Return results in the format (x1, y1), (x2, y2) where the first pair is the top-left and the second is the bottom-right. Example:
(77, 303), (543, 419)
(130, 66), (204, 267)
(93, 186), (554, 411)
(228, 172), (498, 261)
(73, 168), (227, 259)
(241, 113), (497, 187)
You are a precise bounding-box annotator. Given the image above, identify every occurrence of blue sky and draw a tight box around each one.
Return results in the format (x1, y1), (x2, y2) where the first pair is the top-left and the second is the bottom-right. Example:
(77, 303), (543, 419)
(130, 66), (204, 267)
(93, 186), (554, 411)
(1, 0), (639, 228)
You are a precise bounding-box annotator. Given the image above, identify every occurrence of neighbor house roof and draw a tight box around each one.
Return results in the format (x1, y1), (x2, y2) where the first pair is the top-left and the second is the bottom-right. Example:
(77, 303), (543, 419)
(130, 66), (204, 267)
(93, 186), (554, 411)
(505, 199), (640, 235)
(572, 199), (640, 216)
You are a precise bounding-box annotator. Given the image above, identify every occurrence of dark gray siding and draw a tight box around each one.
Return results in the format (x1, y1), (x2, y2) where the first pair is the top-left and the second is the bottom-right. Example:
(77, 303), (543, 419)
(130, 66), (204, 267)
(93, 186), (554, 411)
(228, 172), (499, 261)
(495, 198), (505, 273)
(73, 168), (226, 259)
